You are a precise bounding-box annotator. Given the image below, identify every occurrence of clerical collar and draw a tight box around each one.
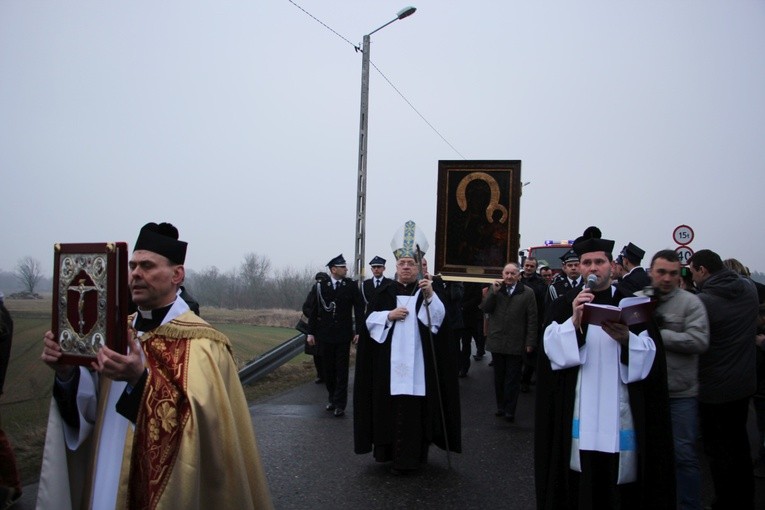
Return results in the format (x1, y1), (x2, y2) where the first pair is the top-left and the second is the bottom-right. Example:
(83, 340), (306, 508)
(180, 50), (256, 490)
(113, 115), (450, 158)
(135, 302), (174, 332)
(396, 281), (417, 295)
(591, 286), (617, 305)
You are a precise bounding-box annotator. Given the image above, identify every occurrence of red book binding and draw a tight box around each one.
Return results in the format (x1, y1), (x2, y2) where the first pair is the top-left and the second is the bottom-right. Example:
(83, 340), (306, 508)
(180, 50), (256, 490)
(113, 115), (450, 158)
(581, 296), (654, 327)
(51, 242), (129, 366)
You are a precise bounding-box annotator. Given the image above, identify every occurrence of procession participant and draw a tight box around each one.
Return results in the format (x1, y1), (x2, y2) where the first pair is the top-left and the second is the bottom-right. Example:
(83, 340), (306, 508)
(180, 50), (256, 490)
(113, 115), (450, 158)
(361, 255), (390, 314)
(617, 242), (651, 295)
(535, 231), (674, 509)
(306, 254), (364, 417)
(546, 249), (582, 306)
(353, 221), (461, 474)
(38, 222), (272, 510)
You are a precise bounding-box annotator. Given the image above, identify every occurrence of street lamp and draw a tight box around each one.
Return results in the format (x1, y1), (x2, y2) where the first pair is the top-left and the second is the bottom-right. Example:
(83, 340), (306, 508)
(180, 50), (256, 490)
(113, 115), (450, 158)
(353, 6), (417, 283)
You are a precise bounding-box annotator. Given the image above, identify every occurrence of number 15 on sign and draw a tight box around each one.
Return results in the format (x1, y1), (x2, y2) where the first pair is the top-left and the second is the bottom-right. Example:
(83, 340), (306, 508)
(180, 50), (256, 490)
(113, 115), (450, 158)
(673, 225), (694, 245)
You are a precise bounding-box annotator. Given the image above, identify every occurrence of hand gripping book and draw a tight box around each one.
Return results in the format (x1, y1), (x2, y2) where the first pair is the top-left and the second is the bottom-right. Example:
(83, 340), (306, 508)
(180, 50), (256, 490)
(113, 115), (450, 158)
(581, 296), (653, 327)
(51, 242), (129, 366)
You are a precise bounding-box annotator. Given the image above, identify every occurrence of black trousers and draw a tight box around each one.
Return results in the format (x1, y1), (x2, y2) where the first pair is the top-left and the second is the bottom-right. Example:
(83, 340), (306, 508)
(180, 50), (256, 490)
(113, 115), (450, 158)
(320, 341), (351, 409)
(699, 397), (754, 510)
(491, 353), (523, 417)
(572, 451), (639, 510)
(459, 315), (485, 373)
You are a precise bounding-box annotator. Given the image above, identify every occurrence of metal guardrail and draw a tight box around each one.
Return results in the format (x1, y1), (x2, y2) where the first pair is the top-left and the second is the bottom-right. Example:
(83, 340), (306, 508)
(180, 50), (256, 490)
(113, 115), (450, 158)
(238, 332), (306, 385)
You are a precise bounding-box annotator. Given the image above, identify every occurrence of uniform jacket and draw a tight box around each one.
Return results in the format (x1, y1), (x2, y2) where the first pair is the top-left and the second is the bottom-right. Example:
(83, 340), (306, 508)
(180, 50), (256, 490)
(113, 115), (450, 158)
(308, 277), (364, 344)
(361, 276), (390, 313)
(618, 266), (651, 296)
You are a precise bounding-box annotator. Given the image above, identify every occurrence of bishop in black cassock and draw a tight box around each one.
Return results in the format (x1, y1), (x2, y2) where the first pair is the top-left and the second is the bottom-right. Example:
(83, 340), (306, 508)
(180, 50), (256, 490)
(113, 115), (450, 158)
(353, 221), (461, 473)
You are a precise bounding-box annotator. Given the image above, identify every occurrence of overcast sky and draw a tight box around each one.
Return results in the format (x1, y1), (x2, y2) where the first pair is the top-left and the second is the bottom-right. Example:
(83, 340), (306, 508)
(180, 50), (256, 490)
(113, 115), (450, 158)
(2, 1), (764, 281)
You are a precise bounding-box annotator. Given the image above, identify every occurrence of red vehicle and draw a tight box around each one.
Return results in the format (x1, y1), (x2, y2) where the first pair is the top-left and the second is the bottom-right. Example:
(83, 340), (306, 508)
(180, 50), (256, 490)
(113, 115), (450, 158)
(520, 240), (574, 273)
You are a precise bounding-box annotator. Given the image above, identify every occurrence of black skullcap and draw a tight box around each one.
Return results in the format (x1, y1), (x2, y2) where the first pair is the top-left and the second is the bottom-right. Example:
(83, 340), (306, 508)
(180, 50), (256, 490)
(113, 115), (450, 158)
(573, 237), (615, 257)
(327, 254), (347, 268)
(134, 222), (187, 264)
(369, 255), (386, 267)
(620, 242), (645, 264)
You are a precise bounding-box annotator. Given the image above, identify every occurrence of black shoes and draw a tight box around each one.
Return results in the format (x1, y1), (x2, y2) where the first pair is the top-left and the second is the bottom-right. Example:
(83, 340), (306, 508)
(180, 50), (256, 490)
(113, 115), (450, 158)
(326, 403), (344, 416)
(314, 378), (324, 384)
(473, 355), (483, 361)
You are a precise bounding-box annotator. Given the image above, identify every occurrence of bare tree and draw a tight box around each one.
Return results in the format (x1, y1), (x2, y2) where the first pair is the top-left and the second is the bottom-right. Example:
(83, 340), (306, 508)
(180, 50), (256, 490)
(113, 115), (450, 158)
(238, 253), (271, 308)
(15, 256), (43, 294)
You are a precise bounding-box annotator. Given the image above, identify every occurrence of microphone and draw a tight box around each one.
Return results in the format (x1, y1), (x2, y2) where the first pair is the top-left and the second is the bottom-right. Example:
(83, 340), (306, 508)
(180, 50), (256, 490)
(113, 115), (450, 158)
(586, 274), (598, 290)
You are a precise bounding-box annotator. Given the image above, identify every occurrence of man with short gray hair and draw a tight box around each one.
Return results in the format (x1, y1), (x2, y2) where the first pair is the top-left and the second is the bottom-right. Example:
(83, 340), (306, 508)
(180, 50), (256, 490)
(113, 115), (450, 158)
(481, 262), (537, 422)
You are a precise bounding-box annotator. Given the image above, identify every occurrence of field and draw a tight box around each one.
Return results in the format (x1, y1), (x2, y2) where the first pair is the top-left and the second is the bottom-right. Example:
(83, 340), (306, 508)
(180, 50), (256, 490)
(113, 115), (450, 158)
(0, 297), (314, 484)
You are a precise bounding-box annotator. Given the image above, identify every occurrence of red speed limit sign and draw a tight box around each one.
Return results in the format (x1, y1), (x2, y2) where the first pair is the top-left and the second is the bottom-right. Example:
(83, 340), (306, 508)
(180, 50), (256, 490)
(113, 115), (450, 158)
(675, 246), (694, 265)
(673, 225), (694, 245)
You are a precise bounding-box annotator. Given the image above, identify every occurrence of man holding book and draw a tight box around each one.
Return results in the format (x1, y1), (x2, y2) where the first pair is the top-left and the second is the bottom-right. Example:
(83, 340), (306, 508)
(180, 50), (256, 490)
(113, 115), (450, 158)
(534, 232), (674, 509)
(39, 222), (272, 509)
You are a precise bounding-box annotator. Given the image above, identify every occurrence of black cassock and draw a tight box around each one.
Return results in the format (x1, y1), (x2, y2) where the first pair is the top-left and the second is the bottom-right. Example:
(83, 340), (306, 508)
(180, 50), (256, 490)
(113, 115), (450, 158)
(353, 279), (461, 470)
(534, 286), (675, 510)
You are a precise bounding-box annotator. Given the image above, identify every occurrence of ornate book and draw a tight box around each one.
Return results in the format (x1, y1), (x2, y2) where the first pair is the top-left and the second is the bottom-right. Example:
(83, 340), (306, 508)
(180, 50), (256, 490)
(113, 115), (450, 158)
(52, 242), (129, 366)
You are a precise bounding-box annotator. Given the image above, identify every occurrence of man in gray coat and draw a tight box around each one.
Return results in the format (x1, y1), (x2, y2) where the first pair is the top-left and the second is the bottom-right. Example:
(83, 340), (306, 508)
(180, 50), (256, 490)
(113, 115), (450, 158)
(481, 262), (537, 422)
(648, 250), (709, 510)
(689, 249), (758, 510)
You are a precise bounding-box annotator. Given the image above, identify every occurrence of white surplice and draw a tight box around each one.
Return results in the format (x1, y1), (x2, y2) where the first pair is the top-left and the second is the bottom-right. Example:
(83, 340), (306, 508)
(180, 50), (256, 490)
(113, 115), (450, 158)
(366, 290), (445, 396)
(543, 316), (655, 454)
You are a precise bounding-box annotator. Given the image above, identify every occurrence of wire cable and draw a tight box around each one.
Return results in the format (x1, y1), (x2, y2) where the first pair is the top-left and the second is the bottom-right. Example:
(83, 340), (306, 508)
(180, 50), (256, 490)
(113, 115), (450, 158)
(285, 0), (466, 159)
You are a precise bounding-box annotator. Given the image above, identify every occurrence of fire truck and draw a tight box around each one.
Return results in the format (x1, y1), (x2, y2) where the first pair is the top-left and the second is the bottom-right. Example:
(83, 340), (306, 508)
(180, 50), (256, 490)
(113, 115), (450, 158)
(520, 240), (574, 272)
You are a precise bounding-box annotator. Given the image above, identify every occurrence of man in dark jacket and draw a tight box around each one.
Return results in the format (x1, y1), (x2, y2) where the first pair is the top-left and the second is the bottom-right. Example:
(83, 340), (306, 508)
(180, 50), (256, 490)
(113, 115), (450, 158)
(546, 249), (582, 307)
(481, 262), (537, 421)
(689, 249), (758, 510)
(361, 256), (390, 314)
(306, 254), (364, 417)
(617, 243), (651, 295)
(520, 257), (547, 392)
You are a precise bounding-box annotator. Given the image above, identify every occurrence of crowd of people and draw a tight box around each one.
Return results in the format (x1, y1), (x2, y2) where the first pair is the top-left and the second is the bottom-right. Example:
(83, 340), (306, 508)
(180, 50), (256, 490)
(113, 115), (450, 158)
(0, 220), (762, 509)
(298, 223), (763, 509)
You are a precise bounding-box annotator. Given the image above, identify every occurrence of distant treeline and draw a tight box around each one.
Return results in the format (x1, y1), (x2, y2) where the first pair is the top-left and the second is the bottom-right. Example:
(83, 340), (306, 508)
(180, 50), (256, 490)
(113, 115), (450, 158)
(0, 252), (319, 310)
(5, 258), (763, 311)
(184, 253), (317, 310)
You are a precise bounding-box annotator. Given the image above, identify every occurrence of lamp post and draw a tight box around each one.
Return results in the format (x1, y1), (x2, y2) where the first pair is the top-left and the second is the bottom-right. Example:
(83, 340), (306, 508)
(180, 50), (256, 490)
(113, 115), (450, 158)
(353, 6), (416, 283)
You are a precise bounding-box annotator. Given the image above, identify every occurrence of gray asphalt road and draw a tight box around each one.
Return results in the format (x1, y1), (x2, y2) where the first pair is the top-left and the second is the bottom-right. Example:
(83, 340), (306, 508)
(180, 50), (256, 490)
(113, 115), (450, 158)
(253, 355), (538, 510)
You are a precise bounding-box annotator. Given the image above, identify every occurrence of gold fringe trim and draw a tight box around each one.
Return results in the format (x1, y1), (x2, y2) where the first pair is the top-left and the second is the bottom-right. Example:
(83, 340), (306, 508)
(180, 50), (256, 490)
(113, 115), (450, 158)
(137, 311), (231, 347)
